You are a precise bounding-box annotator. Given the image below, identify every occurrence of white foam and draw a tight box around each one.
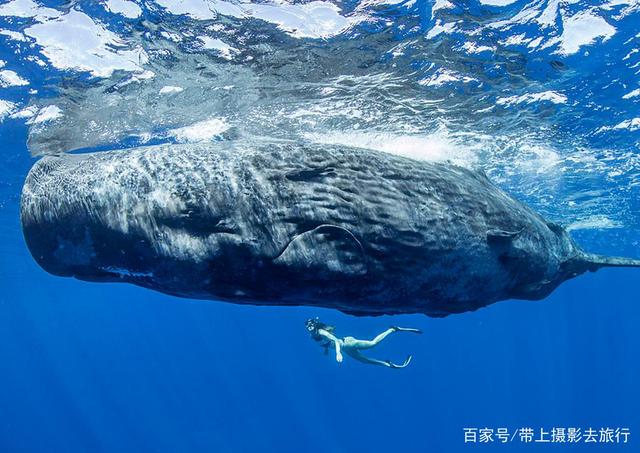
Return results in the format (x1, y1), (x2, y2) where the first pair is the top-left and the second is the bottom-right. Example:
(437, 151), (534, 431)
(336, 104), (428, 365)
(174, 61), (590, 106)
(197, 36), (239, 59)
(497, 91), (568, 106)
(605, 0), (640, 19)
(363, 0), (405, 5)
(612, 118), (640, 131)
(513, 144), (561, 174)
(502, 33), (530, 46)
(0, 30), (28, 41)
(557, 12), (616, 55)
(0, 99), (17, 121)
(25, 9), (148, 77)
(460, 42), (494, 54)
(432, 0), (454, 13)
(26, 105), (62, 124)
(0, 69), (29, 87)
(160, 31), (182, 42)
(159, 85), (184, 94)
(248, 1), (355, 39)
(480, 0), (518, 6)
(566, 215), (623, 231)
(622, 88), (640, 99)
(169, 118), (230, 142)
(425, 20), (456, 39)
(418, 68), (476, 87)
(0, 0), (59, 19)
(26, 56), (46, 67)
(155, 0), (221, 19)
(537, 0), (559, 26)
(130, 70), (155, 81)
(528, 36), (543, 48)
(489, 3), (541, 29)
(304, 130), (478, 168)
(104, 0), (142, 19)
(604, 0), (637, 6)
(10, 105), (38, 119)
(156, 0), (356, 39)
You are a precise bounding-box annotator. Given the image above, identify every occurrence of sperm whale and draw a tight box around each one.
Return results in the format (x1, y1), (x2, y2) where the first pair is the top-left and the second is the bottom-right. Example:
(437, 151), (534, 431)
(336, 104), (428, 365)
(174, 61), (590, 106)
(20, 140), (640, 316)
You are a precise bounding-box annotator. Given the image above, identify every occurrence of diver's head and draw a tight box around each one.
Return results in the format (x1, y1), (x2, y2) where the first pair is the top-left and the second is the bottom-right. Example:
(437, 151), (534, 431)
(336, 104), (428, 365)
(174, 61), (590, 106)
(305, 317), (321, 333)
(305, 317), (334, 334)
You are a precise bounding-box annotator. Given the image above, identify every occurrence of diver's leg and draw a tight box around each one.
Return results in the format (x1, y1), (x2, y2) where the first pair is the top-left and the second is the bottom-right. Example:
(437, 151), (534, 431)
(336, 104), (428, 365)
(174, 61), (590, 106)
(342, 329), (395, 350)
(346, 349), (413, 369)
(346, 326), (422, 350)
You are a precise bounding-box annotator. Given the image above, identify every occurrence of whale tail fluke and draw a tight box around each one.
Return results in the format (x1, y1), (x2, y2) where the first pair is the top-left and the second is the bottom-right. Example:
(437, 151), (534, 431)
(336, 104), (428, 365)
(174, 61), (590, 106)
(579, 252), (640, 271)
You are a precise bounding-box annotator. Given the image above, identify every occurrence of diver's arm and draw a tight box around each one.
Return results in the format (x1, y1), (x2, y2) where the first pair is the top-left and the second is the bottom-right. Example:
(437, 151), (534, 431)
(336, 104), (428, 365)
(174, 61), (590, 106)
(334, 339), (343, 363)
(317, 329), (343, 363)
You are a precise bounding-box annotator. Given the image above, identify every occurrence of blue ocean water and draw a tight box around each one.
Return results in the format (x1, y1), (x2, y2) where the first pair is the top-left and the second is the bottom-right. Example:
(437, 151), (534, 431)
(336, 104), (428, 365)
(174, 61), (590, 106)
(1, 1), (639, 452)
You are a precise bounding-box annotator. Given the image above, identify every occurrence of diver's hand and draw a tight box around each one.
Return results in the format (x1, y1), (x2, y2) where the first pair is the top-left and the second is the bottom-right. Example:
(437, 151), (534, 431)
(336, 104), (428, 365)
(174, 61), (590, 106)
(391, 326), (422, 334)
(336, 352), (343, 363)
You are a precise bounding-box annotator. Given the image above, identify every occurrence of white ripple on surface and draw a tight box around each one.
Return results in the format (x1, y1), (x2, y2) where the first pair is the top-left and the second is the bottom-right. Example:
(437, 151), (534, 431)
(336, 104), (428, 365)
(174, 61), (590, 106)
(612, 118), (640, 131)
(0, 69), (29, 87)
(479, 0), (518, 6)
(104, 0), (142, 19)
(418, 69), (477, 87)
(622, 88), (640, 99)
(460, 42), (494, 54)
(304, 129), (479, 168)
(155, 0), (357, 38)
(10, 105), (38, 119)
(0, 30), (28, 41)
(25, 9), (148, 77)
(567, 215), (623, 231)
(496, 91), (568, 106)
(159, 86), (184, 95)
(169, 118), (230, 142)
(26, 105), (63, 124)
(513, 144), (561, 175)
(0, 99), (17, 121)
(557, 11), (616, 55)
(0, 0), (59, 19)
(197, 37), (239, 60)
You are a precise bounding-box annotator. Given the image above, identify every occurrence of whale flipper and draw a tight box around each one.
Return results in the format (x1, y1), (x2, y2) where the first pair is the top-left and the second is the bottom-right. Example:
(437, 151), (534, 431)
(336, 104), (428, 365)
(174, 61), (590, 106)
(486, 228), (530, 269)
(273, 225), (367, 279)
(486, 228), (523, 244)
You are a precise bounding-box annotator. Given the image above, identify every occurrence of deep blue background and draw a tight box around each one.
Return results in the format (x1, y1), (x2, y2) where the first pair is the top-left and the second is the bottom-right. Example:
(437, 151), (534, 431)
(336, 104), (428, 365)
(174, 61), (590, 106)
(1, 121), (638, 452)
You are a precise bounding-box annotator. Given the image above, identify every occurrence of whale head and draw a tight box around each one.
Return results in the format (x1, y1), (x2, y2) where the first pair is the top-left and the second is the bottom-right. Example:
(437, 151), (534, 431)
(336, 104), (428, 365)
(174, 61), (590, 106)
(19, 154), (247, 292)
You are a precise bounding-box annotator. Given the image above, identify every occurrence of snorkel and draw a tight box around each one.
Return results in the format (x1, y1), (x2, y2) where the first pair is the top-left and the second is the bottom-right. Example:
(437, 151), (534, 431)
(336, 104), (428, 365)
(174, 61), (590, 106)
(306, 317), (321, 335)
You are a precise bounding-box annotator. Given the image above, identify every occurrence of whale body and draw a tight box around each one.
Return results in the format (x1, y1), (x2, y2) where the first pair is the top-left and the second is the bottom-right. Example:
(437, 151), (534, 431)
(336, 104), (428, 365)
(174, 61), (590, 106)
(20, 141), (640, 316)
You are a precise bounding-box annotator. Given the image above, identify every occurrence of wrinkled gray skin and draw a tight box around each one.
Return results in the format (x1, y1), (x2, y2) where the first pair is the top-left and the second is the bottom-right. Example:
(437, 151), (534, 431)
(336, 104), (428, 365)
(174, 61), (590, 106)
(20, 141), (640, 317)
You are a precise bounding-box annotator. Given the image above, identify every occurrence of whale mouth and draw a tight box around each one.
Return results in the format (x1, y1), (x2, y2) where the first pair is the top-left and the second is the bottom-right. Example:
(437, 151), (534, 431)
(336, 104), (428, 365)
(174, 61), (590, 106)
(20, 211), (154, 282)
(20, 155), (162, 282)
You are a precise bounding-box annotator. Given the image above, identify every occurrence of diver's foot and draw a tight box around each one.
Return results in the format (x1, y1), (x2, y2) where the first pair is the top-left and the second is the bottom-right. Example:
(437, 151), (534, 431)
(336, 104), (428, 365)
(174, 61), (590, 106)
(391, 326), (422, 334)
(387, 356), (412, 369)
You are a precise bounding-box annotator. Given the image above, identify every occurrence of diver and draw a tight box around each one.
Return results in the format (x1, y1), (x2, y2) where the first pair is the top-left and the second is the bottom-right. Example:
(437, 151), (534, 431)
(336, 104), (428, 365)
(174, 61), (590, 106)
(305, 317), (422, 369)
